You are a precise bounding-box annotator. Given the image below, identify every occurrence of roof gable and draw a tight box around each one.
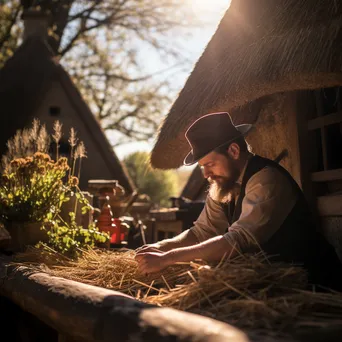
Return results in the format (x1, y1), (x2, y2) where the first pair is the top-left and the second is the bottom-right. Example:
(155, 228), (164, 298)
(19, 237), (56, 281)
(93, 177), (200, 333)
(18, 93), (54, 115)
(0, 37), (135, 193)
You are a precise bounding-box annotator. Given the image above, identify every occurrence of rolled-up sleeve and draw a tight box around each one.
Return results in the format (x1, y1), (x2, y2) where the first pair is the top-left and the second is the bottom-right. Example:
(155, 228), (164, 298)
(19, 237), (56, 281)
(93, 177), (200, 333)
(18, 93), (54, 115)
(189, 195), (228, 242)
(223, 167), (298, 252)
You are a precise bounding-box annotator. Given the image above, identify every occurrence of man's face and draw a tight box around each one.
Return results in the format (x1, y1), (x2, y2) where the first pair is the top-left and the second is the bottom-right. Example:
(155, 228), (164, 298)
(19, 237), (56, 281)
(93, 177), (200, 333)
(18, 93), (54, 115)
(198, 150), (240, 203)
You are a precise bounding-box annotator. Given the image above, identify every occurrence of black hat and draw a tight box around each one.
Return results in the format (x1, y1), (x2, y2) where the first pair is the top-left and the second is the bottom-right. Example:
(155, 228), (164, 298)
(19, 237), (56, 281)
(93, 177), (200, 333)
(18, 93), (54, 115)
(183, 112), (253, 166)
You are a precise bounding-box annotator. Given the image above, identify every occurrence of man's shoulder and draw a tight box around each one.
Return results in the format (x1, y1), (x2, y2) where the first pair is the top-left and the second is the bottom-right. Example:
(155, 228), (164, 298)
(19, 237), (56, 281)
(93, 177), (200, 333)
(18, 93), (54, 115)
(245, 165), (298, 202)
(247, 164), (294, 188)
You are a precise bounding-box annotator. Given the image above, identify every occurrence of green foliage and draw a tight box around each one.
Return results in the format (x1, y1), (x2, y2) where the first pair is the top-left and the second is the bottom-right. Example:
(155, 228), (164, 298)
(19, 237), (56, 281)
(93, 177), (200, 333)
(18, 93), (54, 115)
(124, 151), (179, 207)
(0, 153), (70, 223)
(0, 1), (21, 68)
(41, 213), (109, 258)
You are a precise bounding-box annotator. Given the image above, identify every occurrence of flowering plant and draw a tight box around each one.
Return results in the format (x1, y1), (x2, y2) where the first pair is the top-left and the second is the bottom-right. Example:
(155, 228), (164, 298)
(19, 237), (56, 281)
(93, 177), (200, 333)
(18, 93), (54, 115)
(0, 153), (69, 223)
(0, 119), (110, 254)
(0, 119), (85, 224)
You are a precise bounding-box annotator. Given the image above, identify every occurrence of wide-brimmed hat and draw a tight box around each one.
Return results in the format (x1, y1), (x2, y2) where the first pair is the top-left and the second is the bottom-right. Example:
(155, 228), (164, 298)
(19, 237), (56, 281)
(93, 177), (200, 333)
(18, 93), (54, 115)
(183, 112), (252, 166)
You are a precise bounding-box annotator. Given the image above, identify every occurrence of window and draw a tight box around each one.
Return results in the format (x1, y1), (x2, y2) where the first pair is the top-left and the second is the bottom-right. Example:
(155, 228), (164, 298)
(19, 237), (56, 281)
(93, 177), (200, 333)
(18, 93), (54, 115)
(49, 106), (61, 116)
(308, 87), (342, 198)
(49, 140), (71, 157)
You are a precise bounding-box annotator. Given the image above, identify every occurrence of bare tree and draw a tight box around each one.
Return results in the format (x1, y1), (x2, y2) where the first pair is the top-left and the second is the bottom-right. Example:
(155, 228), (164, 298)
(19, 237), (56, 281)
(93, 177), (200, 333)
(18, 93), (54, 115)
(0, 0), (197, 144)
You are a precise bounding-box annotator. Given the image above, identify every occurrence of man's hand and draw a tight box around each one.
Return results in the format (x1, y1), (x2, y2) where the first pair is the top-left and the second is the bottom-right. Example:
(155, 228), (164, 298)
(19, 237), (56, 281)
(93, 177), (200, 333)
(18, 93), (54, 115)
(135, 243), (164, 254)
(135, 251), (172, 274)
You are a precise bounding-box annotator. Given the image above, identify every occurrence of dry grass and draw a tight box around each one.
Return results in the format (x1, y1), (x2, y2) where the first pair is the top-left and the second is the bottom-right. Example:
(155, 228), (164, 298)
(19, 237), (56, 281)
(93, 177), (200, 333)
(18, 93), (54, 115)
(13, 247), (342, 335)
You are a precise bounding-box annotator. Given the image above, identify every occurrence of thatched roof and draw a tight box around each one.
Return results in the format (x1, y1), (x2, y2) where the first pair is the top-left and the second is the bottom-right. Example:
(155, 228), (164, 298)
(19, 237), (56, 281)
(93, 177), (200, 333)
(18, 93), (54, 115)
(0, 37), (135, 193)
(151, 0), (342, 169)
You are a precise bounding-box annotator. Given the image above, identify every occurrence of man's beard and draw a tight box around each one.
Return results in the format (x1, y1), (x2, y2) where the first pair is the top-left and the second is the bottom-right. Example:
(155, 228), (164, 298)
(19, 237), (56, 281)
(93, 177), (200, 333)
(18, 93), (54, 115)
(208, 158), (240, 203)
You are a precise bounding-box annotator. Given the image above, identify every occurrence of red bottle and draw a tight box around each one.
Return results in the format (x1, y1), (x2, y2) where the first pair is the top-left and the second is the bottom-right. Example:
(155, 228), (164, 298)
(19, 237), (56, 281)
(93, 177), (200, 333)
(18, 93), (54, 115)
(112, 218), (129, 244)
(96, 196), (118, 242)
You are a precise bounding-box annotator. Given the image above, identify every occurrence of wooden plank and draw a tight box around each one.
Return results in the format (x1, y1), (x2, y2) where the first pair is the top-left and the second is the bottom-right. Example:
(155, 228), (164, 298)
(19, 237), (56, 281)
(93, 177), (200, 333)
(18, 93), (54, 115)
(317, 194), (342, 216)
(308, 111), (342, 130)
(311, 169), (342, 182)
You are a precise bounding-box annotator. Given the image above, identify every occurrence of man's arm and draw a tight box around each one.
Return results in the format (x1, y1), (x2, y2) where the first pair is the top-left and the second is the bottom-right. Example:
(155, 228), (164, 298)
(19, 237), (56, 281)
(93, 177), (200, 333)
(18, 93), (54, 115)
(136, 235), (238, 274)
(136, 196), (228, 253)
(135, 227), (199, 253)
(165, 235), (237, 263)
(152, 229), (199, 252)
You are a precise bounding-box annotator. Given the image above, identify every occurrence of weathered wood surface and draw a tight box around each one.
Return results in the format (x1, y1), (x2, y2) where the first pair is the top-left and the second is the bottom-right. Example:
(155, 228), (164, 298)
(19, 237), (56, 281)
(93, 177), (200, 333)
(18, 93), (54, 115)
(0, 257), (248, 342)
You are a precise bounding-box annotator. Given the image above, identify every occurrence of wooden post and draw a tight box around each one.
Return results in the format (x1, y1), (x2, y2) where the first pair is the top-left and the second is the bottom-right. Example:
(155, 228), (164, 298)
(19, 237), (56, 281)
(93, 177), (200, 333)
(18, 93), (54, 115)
(295, 90), (318, 215)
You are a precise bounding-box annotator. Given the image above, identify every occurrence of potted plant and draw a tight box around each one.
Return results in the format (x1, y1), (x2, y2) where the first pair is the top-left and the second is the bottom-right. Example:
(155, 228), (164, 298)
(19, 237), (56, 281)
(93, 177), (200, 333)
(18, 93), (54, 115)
(0, 119), (109, 253)
(0, 152), (70, 251)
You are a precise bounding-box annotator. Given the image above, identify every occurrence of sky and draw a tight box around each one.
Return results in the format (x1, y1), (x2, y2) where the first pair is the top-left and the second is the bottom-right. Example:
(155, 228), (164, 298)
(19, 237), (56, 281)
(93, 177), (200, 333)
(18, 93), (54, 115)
(111, 0), (232, 161)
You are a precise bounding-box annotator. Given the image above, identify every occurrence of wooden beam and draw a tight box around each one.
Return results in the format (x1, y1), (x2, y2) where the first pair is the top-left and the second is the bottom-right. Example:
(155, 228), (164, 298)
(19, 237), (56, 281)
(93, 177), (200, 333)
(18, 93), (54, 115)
(296, 90), (318, 214)
(311, 169), (342, 182)
(0, 259), (247, 342)
(317, 194), (342, 216)
(308, 111), (342, 131)
(321, 127), (328, 170)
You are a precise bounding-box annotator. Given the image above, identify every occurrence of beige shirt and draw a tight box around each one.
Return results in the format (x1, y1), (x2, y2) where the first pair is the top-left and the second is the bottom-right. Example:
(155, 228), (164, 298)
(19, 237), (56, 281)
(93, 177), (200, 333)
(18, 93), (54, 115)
(189, 162), (298, 252)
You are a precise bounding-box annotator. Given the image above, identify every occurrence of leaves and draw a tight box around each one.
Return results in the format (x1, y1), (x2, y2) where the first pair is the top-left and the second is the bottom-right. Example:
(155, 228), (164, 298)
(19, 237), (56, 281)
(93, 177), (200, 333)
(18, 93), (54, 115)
(43, 216), (110, 258)
(0, 0), (21, 68)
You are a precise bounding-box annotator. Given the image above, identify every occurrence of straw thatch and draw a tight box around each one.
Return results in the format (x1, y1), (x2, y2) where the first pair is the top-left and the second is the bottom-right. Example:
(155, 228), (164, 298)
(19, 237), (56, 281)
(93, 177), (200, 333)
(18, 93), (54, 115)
(151, 0), (342, 169)
(12, 247), (342, 339)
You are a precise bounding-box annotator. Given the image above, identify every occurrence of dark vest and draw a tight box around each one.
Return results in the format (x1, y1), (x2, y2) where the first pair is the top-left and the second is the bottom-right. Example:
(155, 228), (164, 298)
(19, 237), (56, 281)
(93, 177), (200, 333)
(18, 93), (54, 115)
(221, 155), (342, 290)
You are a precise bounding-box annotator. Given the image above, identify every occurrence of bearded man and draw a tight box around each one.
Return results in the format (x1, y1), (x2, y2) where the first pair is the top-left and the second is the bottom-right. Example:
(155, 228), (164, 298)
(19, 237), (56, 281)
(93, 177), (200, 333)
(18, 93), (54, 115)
(136, 112), (342, 290)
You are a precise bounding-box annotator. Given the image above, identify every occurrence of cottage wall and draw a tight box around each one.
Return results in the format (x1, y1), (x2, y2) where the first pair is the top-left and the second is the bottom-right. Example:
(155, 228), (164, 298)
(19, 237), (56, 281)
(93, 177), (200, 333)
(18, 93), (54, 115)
(34, 80), (115, 189)
(245, 92), (301, 186)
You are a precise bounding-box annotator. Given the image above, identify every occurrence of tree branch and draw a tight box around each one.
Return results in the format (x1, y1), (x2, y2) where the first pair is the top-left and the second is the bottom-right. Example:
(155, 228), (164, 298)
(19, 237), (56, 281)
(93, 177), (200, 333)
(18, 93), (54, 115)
(0, 5), (20, 50)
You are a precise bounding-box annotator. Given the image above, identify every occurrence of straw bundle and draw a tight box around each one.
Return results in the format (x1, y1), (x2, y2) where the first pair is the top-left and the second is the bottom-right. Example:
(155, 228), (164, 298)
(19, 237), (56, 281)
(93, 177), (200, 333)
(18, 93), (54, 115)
(13, 247), (342, 335)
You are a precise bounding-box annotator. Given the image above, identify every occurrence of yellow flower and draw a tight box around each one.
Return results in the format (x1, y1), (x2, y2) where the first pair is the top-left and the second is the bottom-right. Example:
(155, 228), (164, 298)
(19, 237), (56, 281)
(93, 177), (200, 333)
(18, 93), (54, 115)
(57, 157), (68, 166)
(69, 176), (79, 186)
(25, 157), (33, 164)
(10, 158), (26, 167)
(33, 152), (51, 162)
